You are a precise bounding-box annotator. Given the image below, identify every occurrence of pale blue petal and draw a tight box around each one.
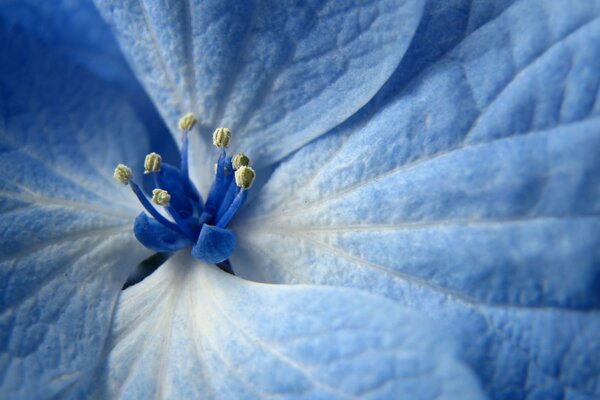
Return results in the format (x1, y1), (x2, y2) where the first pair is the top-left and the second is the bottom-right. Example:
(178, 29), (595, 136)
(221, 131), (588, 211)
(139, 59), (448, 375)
(0, 23), (153, 398)
(93, 0), (425, 191)
(87, 252), (484, 400)
(235, 1), (600, 398)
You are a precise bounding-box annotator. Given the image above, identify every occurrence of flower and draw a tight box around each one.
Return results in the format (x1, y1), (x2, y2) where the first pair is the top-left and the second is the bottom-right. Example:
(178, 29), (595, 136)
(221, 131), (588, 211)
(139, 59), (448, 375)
(1, 1), (599, 400)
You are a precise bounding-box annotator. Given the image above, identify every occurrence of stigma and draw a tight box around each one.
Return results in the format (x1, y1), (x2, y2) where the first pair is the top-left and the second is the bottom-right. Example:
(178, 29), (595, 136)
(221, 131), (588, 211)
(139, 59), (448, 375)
(114, 114), (255, 274)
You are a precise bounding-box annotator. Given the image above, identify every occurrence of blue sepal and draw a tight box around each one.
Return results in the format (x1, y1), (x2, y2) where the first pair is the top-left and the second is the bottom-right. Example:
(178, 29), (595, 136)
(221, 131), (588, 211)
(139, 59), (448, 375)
(191, 224), (236, 263)
(134, 212), (193, 252)
(156, 163), (195, 217)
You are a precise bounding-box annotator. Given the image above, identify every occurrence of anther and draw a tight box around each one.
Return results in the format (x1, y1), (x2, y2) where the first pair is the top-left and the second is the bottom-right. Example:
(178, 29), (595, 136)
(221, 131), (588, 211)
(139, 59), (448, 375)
(178, 113), (197, 131)
(232, 153), (250, 170)
(234, 166), (256, 189)
(114, 164), (133, 184)
(151, 189), (171, 206)
(144, 152), (162, 174)
(213, 127), (231, 148)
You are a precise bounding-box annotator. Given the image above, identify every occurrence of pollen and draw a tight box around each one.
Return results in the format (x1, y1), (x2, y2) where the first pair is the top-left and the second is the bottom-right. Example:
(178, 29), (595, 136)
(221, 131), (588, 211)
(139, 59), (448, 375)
(151, 188), (171, 206)
(144, 152), (162, 174)
(213, 127), (231, 148)
(114, 164), (133, 184)
(232, 153), (250, 170)
(235, 166), (256, 189)
(178, 113), (197, 131)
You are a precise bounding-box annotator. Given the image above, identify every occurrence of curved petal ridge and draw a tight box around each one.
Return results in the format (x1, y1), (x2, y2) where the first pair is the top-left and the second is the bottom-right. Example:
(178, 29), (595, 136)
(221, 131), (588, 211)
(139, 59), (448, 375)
(0, 23), (153, 398)
(88, 252), (485, 399)
(94, 0), (426, 171)
(234, 1), (600, 398)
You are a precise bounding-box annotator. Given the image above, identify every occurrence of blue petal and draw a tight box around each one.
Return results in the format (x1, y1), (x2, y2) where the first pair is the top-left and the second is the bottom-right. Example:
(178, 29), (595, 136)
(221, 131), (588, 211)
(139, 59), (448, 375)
(0, 0), (133, 87)
(0, 22), (154, 398)
(86, 252), (484, 399)
(134, 212), (193, 253)
(236, 1), (600, 398)
(93, 0), (425, 191)
(191, 224), (236, 264)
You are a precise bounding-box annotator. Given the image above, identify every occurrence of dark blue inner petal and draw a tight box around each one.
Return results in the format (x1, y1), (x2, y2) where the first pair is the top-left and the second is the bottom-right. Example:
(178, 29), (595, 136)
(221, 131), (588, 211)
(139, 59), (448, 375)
(156, 163), (196, 217)
(191, 224), (237, 264)
(134, 212), (194, 253)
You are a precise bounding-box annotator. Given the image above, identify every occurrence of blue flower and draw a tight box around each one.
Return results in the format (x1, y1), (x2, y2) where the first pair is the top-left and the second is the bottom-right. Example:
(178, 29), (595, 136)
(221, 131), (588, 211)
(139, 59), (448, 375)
(1, 0), (599, 399)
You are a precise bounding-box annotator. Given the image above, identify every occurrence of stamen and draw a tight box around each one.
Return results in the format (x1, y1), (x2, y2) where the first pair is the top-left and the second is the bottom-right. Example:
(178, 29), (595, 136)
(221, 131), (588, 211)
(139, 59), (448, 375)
(216, 189), (248, 228)
(213, 127), (231, 148)
(178, 113), (197, 132)
(128, 181), (186, 236)
(114, 164), (133, 184)
(234, 166), (256, 189)
(232, 152), (250, 170)
(144, 152), (162, 174)
(151, 189), (171, 206)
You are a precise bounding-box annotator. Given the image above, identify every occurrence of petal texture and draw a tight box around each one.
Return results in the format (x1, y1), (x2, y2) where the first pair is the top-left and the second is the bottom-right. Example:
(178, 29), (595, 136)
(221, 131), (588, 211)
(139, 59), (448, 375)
(89, 252), (484, 400)
(235, 1), (600, 398)
(0, 22), (152, 398)
(93, 0), (425, 184)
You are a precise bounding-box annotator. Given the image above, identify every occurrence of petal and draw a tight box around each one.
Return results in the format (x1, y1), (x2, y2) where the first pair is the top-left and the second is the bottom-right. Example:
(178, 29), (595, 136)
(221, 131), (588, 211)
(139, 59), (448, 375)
(93, 0), (425, 188)
(86, 251), (484, 399)
(191, 224), (236, 264)
(134, 212), (193, 253)
(0, 22), (153, 397)
(235, 1), (600, 398)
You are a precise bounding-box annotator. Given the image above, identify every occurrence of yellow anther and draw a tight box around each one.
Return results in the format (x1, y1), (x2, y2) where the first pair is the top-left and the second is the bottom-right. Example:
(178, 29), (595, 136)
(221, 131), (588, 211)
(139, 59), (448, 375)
(144, 152), (162, 174)
(178, 113), (197, 131)
(114, 164), (133, 184)
(235, 166), (256, 189)
(151, 189), (171, 206)
(232, 153), (250, 170)
(213, 127), (231, 148)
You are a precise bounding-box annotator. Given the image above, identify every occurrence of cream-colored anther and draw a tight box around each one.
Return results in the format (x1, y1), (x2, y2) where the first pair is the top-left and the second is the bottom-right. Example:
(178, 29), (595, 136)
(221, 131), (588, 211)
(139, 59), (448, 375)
(151, 189), (171, 206)
(232, 153), (250, 170)
(114, 164), (133, 184)
(178, 113), (197, 131)
(213, 127), (231, 148)
(235, 166), (256, 189)
(144, 152), (162, 174)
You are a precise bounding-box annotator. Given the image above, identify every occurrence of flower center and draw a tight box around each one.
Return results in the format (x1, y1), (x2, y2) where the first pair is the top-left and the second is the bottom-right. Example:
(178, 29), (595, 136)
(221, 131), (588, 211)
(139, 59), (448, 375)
(114, 113), (255, 275)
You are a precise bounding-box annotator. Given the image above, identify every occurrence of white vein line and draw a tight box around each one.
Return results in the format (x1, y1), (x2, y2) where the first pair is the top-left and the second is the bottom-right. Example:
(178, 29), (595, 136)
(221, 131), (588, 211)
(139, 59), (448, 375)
(246, 114), (600, 223)
(257, 215), (600, 233)
(34, 111), (119, 197)
(201, 275), (358, 399)
(137, 0), (187, 113)
(463, 15), (599, 142)
(0, 189), (135, 219)
(182, 0), (198, 114)
(0, 225), (131, 264)
(0, 129), (118, 204)
(190, 288), (276, 399)
(263, 229), (597, 312)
